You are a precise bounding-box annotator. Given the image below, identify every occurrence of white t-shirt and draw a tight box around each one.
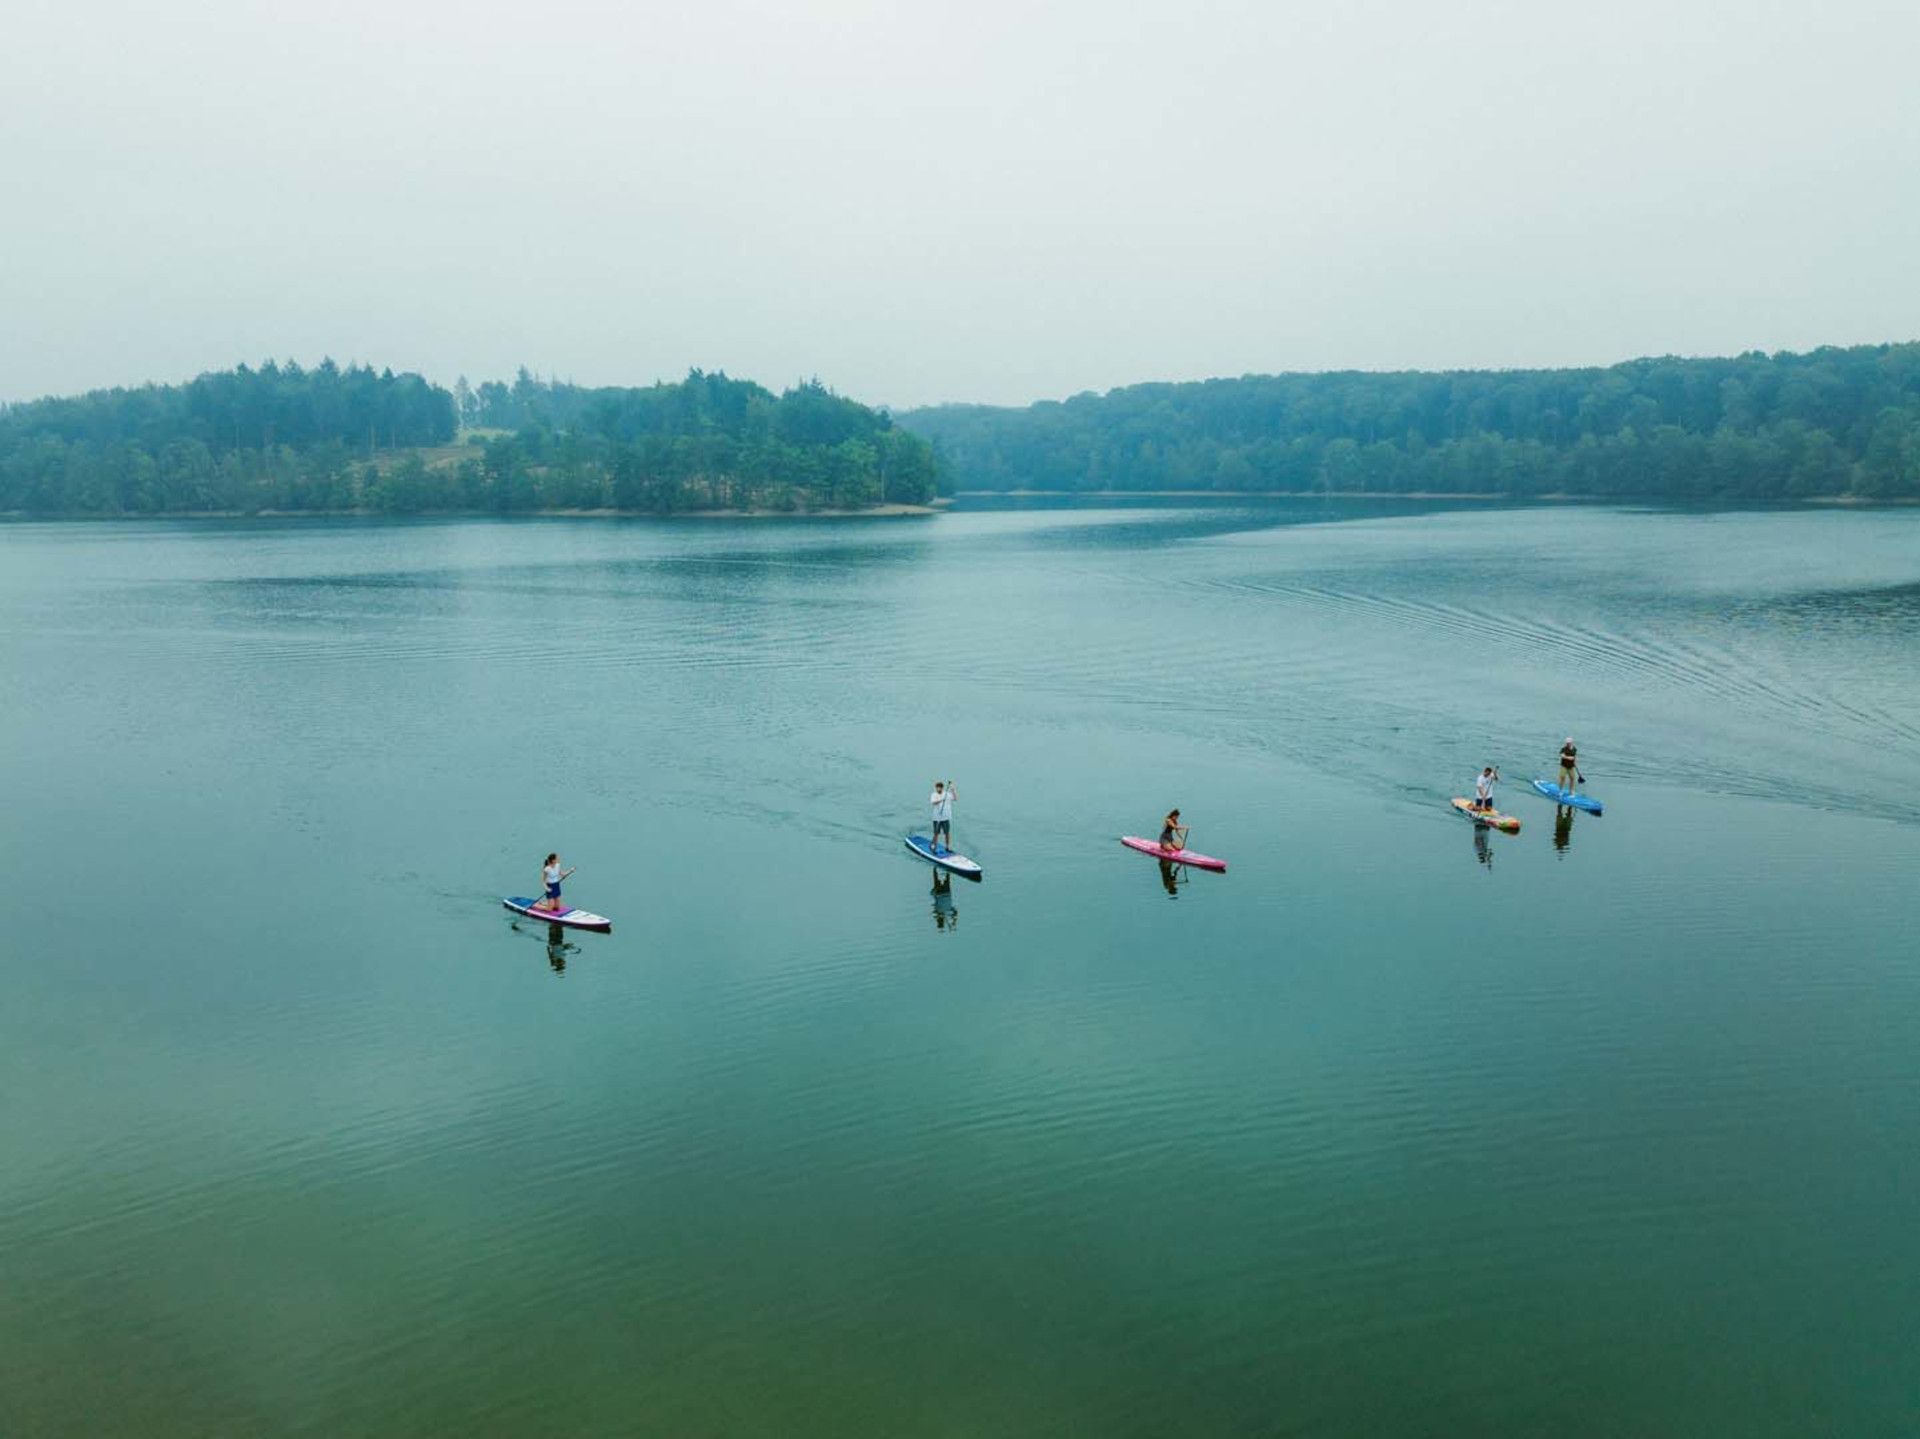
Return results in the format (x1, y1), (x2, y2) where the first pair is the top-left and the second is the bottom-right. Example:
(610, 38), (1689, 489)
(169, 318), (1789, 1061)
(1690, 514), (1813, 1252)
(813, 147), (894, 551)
(543, 862), (561, 887)
(930, 789), (953, 821)
(1474, 773), (1494, 801)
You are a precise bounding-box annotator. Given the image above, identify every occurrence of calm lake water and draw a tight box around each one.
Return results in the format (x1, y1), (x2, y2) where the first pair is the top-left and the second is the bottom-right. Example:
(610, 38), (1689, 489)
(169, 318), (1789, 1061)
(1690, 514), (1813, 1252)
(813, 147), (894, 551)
(2, 500), (1917, 1436)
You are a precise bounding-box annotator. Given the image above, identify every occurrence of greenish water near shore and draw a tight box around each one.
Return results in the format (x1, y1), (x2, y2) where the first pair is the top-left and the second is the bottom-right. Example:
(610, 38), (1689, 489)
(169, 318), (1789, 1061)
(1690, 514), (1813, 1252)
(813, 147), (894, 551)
(2, 501), (1917, 1436)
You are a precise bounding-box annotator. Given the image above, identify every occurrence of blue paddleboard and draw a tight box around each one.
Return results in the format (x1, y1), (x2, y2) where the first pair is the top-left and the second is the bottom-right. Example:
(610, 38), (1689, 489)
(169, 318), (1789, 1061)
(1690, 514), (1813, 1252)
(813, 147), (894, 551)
(1531, 779), (1603, 814)
(905, 834), (983, 880)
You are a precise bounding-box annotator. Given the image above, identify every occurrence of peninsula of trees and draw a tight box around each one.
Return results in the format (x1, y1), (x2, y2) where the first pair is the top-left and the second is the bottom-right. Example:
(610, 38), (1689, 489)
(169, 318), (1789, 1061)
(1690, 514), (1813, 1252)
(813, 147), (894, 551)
(455, 370), (938, 513)
(897, 343), (1920, 500)
(0, 363), (939, 515)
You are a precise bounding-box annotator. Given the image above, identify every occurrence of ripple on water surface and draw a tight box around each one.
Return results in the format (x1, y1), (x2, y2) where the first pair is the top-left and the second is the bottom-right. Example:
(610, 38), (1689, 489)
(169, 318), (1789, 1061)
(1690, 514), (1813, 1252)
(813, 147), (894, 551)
(1, 505), (1918, 1436)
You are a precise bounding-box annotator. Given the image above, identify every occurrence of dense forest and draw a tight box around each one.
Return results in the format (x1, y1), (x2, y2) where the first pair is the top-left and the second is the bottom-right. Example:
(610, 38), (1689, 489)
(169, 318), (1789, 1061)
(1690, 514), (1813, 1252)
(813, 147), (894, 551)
(11, 344), (1917, 513)
(898, 343), (1920, 500)
(452, 371), (938, 512)
(0, 364), (938, 514)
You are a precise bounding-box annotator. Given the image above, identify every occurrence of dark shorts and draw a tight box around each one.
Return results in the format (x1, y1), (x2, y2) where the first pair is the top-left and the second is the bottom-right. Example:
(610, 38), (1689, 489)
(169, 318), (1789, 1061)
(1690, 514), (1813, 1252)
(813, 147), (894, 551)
(932, 819), (950, 837)
(546, 883), (562, 899)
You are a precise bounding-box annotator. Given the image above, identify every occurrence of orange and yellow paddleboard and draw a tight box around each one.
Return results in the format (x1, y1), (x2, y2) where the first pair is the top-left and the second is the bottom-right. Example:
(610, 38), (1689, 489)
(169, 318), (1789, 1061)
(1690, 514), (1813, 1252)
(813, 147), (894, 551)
(1450, 797), (1521, 833)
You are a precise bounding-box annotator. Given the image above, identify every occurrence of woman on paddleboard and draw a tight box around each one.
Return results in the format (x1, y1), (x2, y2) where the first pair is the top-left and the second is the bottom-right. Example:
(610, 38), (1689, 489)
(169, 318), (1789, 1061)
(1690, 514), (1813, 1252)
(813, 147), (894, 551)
(1558, 738), (1579, 793)
(1160, 809), (1189, 853)
(537, 852), (575, 912)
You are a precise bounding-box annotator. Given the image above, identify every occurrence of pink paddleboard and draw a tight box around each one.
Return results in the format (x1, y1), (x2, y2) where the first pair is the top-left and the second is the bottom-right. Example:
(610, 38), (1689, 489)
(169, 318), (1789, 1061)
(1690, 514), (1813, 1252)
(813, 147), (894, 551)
(1120, 836), (1227, 872)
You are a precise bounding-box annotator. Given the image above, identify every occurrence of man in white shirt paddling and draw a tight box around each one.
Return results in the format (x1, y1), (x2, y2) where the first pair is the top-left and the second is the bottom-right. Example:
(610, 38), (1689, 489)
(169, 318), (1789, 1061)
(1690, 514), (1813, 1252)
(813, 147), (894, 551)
(929, 780), (956, 855)
(1473, 766), (1499, 813)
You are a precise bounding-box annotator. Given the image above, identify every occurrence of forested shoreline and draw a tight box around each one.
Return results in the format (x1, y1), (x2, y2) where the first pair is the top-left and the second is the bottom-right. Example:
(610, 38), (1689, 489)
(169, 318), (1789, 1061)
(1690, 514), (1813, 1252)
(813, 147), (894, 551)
(0, 365), (938, 515)
(8, 344), (1920, 515)
(898, 344), (1920, 501)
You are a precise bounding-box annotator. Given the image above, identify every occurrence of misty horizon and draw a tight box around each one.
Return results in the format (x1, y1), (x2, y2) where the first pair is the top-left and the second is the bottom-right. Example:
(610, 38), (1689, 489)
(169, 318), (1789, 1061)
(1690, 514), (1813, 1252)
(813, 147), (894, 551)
(6, 0), (1917, 411)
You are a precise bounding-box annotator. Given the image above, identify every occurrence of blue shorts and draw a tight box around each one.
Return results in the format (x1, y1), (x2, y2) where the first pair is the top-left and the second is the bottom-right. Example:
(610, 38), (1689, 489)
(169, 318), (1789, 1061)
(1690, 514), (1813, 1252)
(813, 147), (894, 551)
(546, 882), (562, 899)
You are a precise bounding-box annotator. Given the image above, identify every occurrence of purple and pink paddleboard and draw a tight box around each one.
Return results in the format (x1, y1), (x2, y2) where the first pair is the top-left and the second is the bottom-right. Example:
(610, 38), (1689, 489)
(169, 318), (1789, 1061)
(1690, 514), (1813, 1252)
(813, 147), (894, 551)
(503, 896), (612, 932)
(1120, 836), (1227, 872)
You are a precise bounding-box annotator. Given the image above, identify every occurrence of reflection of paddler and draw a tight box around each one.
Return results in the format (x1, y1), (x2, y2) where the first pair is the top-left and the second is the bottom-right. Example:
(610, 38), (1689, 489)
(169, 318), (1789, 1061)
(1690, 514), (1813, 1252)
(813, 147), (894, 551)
(1553, 804), (1573, 854)
(1159, 858), (1181, 896)
(931, 869), (956, 930)
(1474, 825), (1493, 870)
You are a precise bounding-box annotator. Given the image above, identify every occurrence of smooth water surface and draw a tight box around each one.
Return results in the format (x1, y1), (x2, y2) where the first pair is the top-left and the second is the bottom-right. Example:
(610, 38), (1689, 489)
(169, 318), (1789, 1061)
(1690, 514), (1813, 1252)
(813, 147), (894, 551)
(2, 501), (1917, 1436)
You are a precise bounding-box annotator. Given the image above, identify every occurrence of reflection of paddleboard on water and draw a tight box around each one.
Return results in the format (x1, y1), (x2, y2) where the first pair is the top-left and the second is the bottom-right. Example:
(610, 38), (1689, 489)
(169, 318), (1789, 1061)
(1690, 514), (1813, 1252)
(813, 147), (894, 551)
(1119, 836), (1227, 872)
(905, 834), (983, 880)
(1449, 798), (1520, 833)
(1531, 779), (1603, 814)
(503, 897), (613, 932)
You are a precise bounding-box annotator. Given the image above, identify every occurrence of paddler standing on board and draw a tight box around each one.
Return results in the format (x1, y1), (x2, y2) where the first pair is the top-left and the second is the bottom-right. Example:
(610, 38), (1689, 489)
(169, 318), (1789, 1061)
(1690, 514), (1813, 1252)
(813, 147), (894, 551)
(929, 780), (956, 855)
(1473, 766), (1499, 813)
(536, 852), (575, 912)
(1159, 809), (1189, 853)
(1557, 738), (1580, 794)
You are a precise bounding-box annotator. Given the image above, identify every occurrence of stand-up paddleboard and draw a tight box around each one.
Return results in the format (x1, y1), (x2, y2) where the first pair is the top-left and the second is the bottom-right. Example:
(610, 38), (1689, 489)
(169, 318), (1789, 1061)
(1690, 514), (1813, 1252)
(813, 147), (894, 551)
(1120, 836), (1227, 872)
(1531, 779), (1603, 814)
(503, 896), (612, 932)
(1450, 798), (1520, 833)
(905, 834), (982, 880)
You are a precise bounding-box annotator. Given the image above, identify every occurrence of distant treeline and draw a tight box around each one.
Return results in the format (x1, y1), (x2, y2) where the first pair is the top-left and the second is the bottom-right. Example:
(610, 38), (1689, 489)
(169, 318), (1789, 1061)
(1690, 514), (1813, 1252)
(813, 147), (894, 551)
(0, 361), (453, 514)
(455, 371), (939, 512)
(898, 344), (1920, 500)
(0, 364), (937, 514)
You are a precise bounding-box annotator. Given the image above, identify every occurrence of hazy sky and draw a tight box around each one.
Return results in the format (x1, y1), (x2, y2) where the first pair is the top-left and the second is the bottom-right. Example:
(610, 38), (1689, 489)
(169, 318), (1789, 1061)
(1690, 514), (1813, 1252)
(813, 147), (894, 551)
(5, 0), (1917, 408)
